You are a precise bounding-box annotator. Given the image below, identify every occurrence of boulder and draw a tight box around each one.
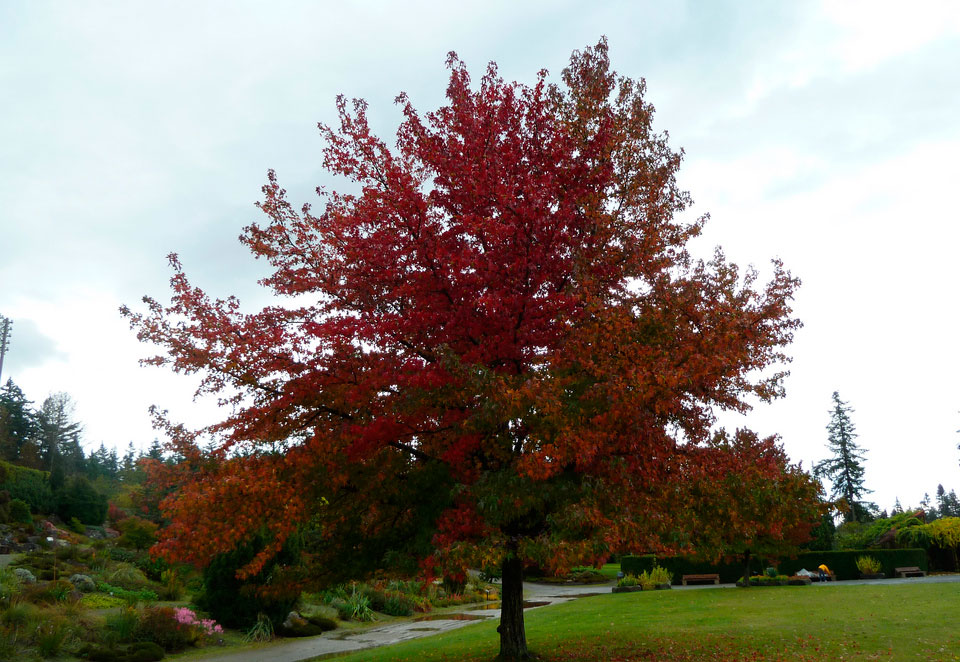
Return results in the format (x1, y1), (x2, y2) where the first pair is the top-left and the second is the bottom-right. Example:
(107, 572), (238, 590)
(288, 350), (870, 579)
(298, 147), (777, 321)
(283, 611), (307, 630)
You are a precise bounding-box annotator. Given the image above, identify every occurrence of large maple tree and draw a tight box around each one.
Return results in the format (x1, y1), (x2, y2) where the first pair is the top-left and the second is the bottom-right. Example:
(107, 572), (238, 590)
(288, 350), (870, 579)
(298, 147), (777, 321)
(124, 40), (809, 658)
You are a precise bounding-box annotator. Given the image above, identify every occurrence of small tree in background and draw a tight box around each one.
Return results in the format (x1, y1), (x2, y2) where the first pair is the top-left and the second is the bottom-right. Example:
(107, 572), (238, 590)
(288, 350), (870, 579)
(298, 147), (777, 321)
(815, 391), (871, 523)
(117, 516), (159, 550)
(684, 429), (825, 585)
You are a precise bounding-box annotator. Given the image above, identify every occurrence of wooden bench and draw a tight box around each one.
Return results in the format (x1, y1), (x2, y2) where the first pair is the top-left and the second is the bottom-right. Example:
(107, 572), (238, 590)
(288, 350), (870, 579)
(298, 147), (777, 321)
(682, 573), (720, 586)
(895, 566), (926, 578)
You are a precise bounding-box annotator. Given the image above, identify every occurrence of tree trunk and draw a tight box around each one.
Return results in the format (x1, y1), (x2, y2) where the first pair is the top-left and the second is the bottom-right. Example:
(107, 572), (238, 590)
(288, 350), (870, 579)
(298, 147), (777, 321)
(498, 547), (529, 660)
(741, 549), (752, 587)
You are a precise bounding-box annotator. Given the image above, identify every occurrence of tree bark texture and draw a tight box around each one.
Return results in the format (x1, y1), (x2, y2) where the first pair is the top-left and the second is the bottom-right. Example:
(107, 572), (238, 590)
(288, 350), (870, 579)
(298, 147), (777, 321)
(498, 549), (529, 660)
(741, 549), (752, 587)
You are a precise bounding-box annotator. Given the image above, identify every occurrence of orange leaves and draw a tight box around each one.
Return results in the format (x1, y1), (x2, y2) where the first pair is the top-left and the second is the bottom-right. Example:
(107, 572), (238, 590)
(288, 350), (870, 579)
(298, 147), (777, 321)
(125, 40), (807, 595)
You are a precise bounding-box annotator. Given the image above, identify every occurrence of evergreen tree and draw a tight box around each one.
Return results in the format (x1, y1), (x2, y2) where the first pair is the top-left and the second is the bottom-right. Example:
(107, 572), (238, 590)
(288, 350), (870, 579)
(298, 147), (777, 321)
(920, 492), (936, 520)
(37, 392), (83, 470)
(893, 497), (903, 514)
(814, 391), (871, 523)
(119, 441), (142, 483)
(87, 443), (119, 479)
(145, 438), (165, 461)
(942, 489), (960, 518)
(0, 379), (38, 462)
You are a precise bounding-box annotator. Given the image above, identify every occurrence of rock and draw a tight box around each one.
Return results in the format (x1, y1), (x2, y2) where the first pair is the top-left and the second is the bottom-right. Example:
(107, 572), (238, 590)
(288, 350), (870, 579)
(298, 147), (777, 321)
(13, 568), (36, 584)
(283, 611), (307, 630)
(70, 573), (96, 592)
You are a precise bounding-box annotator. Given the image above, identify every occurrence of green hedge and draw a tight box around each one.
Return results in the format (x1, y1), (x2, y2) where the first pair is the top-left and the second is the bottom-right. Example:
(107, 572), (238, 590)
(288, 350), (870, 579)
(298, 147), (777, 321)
(621, 549), (928, 583)
(0, 460), (54, 513)
(621, 555), (762, 584)
(776, 549), (927, 580)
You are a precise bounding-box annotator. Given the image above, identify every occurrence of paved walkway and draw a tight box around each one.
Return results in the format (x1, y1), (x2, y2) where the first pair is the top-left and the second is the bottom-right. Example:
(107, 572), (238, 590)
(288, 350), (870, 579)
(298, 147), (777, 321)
(168, 574), (960, 662)
(188, 581), (614, 662)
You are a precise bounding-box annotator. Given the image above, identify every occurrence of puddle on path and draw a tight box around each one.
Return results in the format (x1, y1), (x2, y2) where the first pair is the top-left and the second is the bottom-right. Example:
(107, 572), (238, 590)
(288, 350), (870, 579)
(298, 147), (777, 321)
(474, 600), (551, 610)
(414, 613), (486, 622)
(408, 627), (440, 631)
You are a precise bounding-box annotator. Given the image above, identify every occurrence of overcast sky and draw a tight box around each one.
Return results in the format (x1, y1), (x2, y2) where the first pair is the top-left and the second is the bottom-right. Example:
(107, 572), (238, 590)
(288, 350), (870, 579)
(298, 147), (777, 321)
(1, 0), (958, 512)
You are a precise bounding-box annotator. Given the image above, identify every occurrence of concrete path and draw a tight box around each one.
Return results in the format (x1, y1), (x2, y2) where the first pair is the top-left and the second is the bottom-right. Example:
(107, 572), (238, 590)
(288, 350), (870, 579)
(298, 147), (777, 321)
(187, 581), (614, 662)
(171, 575), (960, 662)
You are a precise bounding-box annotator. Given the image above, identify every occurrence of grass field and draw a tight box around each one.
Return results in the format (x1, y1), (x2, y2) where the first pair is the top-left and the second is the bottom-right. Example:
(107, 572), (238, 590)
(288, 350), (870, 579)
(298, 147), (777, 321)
(324, 582), (960, 661)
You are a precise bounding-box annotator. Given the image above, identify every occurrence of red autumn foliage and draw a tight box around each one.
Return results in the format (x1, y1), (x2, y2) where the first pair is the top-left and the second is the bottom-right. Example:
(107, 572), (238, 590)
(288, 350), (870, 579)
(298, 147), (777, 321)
(122, 39), (818, 658)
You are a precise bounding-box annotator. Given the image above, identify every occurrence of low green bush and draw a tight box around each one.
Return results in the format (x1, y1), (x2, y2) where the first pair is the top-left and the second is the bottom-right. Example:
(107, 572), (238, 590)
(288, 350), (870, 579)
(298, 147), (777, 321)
(107, 547), (138, 563)
(80, 593), (127, 609)
(856, 555), (883, 575)
(33, 616), (72, 657)
(96, 582), (159, 603)
(79, 641), (166, 661)
(361, 585), (416, 616)
(104, 607), (139, 643)
(106, 564), (150, 590)
(1, 602), (39, 627)
(22, 579), (74, 604)
(616, 574), (639, 588)
(135, 607), (198, 652)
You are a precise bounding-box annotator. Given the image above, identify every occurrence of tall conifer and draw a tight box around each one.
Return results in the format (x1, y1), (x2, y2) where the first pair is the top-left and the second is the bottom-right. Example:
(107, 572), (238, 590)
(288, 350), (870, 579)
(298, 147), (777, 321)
(815, 391), (870, 522)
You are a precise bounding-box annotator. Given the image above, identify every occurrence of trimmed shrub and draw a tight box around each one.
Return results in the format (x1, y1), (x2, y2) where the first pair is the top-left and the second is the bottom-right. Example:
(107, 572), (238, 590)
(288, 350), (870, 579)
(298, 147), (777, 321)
(107, 564), (150, 590)
(56, 475), (108, 525)
(8, 498), (31, 524)
(0, 460), (55, 513)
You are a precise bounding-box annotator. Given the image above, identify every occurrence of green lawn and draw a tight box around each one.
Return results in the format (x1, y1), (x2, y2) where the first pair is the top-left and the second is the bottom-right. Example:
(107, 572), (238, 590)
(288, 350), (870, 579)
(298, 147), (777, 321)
(324, 583), (960, 661)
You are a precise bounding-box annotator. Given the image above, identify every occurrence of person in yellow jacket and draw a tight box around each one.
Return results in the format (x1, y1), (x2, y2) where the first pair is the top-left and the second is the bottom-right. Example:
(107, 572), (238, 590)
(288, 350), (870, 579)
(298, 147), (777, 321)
(818, 563), (831, 582)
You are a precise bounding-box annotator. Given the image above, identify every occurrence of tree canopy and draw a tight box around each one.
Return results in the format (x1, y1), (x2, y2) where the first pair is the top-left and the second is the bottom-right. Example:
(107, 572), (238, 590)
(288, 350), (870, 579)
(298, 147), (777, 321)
(123, 40), (811, 659)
